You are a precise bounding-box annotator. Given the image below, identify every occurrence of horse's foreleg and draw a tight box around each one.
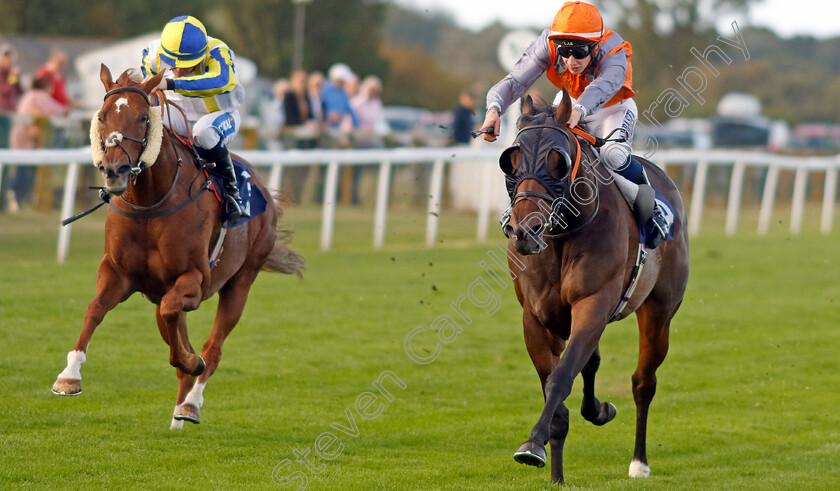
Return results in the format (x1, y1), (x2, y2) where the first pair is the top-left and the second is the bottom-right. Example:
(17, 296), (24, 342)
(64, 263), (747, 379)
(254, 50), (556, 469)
(52, 262), (130, 395)
(515, 297), (609, 478)
(159, 270), (205, 376)
(155, 305), (199, 428)
(628, 302), (672, 478)
(515, 310), (568, 478)
(548, 403), (570, 484)
(580, 346), (617, 426)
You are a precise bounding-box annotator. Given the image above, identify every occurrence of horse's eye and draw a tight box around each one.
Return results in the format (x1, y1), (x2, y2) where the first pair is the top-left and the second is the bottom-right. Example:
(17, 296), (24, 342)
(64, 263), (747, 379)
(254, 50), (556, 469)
(141, 114), (148, 122)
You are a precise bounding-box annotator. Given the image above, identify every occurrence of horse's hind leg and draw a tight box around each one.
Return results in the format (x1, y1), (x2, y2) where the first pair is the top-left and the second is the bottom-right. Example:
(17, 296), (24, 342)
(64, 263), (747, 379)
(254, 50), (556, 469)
(628, 302), (673, 478)
(580, 346), (617, 426)
(173, 271), (258, 426)
(52, 262), (130, 396)
(170, 369), (200, 429)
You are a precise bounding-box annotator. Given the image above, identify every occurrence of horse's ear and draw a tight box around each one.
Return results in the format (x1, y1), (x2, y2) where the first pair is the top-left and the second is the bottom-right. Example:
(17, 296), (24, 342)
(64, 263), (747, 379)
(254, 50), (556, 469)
(141, 70), (165, 95)
(554, 89), (572, 126)
(100, 64), (115, 91)
(521, 95), (534, 116)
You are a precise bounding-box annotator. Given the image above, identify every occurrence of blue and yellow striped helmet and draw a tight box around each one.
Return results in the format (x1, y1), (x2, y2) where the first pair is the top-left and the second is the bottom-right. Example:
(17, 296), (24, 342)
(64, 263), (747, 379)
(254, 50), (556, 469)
(160, 15), (207, 68)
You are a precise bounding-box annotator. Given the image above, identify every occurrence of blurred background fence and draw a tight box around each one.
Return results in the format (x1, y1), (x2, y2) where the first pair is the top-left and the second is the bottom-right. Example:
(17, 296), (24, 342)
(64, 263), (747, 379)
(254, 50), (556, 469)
(1, 145), (837, 264)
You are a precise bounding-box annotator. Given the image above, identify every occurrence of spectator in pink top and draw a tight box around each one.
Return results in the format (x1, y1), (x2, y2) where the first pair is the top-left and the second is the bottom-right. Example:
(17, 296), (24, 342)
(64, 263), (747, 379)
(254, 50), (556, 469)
(6, 76), (67, 211)
(351, 75), (384, 135)
(10, 76), (66, 149)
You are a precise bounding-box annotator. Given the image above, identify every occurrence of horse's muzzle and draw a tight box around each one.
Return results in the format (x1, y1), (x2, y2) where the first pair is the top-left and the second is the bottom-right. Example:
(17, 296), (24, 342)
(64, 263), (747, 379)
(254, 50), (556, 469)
(511, 222), (546, 255)
(100, 162), (132, 195)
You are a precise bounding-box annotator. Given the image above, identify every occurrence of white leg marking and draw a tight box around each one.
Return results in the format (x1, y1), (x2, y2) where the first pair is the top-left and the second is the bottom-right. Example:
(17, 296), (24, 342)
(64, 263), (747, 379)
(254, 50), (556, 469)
(170, 417), (184, 430)
(183, 381), (206, 408)
(628, 459), (650, 478)
(57, 350), (86, 380)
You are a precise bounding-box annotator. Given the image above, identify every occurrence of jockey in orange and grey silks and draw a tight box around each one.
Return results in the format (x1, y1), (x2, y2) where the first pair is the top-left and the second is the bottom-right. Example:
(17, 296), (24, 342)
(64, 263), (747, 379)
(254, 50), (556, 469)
(484, 1), (672, 243)
(544, 30), (634, 111)
(485, 10), (632, 123)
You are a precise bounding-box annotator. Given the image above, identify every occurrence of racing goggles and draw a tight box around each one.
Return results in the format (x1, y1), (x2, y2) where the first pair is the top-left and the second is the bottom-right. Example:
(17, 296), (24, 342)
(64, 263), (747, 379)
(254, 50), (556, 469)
(553, 41), (595, 59)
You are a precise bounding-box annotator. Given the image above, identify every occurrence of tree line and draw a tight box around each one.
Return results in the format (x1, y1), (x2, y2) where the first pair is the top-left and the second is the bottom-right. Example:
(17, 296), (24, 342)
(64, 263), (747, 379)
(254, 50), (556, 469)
(1, 0), (836, 123)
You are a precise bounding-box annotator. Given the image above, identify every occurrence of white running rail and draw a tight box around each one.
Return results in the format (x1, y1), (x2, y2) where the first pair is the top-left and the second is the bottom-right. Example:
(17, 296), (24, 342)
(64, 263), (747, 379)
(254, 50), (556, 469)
(1, 147), (838, 263)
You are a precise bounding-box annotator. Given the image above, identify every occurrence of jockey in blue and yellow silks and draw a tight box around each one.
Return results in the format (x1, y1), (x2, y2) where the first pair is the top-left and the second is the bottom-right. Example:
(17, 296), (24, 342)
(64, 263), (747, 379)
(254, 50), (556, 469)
(141, 15), (247, 221)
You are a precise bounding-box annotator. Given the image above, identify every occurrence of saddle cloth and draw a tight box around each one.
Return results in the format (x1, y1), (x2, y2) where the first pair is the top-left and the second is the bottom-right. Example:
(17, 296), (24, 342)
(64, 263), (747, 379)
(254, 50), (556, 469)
(206, 157), (268, 228)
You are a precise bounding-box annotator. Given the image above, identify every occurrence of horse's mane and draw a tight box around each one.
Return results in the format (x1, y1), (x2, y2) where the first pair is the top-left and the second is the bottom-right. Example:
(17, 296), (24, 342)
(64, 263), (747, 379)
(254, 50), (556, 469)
(116, 68), (144, 86)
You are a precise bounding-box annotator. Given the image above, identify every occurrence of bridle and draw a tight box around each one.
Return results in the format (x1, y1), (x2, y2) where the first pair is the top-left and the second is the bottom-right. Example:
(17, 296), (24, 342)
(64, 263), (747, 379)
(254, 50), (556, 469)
(100, 86), (154, 179)
(98, 85), (210, 217)
(62, 82), (209, 226)
(507, 123), (600, 239)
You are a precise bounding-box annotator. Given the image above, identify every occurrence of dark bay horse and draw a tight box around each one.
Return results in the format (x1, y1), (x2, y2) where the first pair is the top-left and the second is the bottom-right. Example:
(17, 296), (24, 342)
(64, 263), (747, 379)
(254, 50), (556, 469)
(500, 93), (689, 483)
(51, 65), (303, 428)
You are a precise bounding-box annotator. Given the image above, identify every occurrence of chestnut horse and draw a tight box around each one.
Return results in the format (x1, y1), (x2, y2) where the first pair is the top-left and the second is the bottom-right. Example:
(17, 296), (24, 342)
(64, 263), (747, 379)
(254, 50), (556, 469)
(51, 65), (303, 428)
(500, 94), (689, 483)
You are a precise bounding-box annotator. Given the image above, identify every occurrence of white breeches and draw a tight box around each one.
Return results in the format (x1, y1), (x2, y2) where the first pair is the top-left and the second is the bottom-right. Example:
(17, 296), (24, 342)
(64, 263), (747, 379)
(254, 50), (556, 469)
(553, 93), (638, 172)
(161, 107), (241, 150)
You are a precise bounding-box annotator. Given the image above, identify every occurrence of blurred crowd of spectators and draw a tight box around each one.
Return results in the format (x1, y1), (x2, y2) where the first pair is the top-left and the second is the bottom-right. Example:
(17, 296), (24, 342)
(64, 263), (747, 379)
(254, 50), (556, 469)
(259, 62), (480, 151)
(260, 63), (388, 152)
(1, 46), (81, 212)
(256, 62), (479, 205)
(0, 48), (482, 211)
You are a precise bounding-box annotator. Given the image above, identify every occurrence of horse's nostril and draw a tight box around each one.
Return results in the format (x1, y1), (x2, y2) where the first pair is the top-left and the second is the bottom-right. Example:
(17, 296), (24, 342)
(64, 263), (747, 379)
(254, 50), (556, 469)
(117, 164), (132, 177)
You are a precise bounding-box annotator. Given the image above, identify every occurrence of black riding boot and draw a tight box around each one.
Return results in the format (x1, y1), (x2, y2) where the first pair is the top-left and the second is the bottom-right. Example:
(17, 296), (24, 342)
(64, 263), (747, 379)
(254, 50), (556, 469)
(616, 156), (671, 240)
(200, 142), (247, 221)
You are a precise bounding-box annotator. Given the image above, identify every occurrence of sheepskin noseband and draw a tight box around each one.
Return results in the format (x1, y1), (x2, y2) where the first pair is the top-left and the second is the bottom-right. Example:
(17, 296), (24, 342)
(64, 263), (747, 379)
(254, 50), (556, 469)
(90, 105), (163, 168)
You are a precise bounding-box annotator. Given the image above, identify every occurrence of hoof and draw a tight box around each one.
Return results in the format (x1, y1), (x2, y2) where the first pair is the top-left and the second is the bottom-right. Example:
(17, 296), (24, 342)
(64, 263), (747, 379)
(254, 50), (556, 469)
(590, 401), (617, 426)
(513, 440), (546, 468)
(628, 459), (650, 478)
(187, 356), (205, 377)
(51, 377), (82, 396)
(173, 403), (200, 424)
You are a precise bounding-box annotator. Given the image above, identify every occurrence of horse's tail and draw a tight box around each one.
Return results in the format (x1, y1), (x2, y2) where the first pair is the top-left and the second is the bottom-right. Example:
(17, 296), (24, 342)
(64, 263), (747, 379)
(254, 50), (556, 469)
(262, 195), (305, 278)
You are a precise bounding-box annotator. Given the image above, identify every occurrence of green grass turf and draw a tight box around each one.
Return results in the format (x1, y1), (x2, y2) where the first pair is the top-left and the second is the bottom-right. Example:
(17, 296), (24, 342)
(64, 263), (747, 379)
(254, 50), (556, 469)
(0, 204), (839, 489)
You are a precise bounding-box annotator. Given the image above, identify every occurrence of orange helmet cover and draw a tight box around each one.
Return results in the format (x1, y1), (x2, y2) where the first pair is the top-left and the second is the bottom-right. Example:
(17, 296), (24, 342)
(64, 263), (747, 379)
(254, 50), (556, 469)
(550, 2), (604, 42)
